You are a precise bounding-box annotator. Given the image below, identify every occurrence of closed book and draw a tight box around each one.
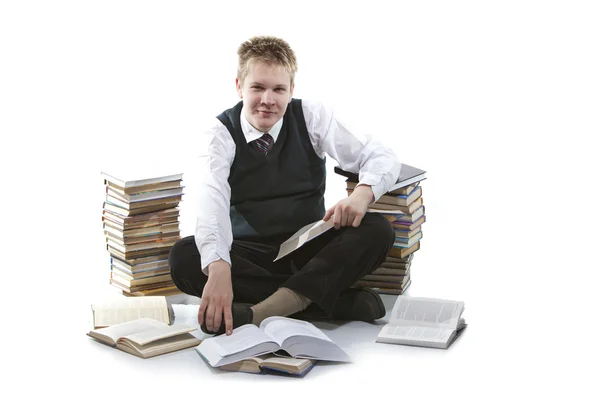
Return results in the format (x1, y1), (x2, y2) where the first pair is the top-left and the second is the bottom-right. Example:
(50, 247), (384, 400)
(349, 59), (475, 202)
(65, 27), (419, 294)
(121, 285), (182, 297)
(103, 202), (180, 217)
(369, 267), (409, 276)
(111, 257), (169, 272)
(106, 186), (185, 204)
(106, 179), (183, 195)
(388, 242), (420, 259)
(351, 186), (422, 208)
(103, 222), (180, 239)
(369, 197), (424, 215)
(105, 195), (182, 211)
(394, 227), (421, 239)
(105, 230), (180, 246)
(101, 171), (183, 189)
(347, 181), (419, 197)
(385, 206), (425, 224)
(392, 215), (426, 232)
(370, 281), (411, 295)
(102, 208), (180, 224)
(111, 263), (171, 280)
(108, 245), (171, 261)
(335, 163), (426, 190)
(361, 274), (408, 283)
(392, 231), (423, 248)
(110, 254), (169, 267)
(110, 278), (176, 294)
(111, 270), (173, 288)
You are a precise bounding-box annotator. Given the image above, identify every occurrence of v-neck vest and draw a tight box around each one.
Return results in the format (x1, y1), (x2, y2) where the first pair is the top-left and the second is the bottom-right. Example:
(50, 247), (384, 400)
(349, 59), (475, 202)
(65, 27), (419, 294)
(217, 99), (326, 242)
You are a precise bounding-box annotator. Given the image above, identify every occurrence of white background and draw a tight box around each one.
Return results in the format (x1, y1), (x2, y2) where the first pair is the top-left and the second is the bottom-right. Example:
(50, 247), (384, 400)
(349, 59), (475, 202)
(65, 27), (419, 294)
(1, 0), (599, 398)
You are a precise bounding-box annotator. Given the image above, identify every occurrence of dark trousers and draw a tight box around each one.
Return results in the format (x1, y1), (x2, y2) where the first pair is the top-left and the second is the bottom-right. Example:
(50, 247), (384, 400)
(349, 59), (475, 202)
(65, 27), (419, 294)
(169, 213), (395, 316)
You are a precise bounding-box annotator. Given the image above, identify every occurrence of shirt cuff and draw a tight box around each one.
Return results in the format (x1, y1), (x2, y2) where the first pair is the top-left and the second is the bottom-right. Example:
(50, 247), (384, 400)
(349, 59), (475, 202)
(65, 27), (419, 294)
(357, 173), (385, 203)
(197, 242), (232, 276)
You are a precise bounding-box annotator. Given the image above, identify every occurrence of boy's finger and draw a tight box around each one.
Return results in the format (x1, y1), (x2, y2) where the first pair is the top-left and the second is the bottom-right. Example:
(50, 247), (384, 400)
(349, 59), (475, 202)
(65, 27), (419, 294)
(224, 307), (234, 336)
(197, 299), (208, 325)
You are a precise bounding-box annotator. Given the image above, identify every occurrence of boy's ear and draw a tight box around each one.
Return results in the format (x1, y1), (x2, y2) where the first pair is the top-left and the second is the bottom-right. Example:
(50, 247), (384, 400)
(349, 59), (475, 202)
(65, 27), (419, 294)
(236, 78), (243, 98)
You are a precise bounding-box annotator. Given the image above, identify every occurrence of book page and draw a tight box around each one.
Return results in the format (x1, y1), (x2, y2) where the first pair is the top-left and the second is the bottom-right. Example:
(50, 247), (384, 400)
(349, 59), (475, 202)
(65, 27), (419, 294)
(124, 323), (196, 346)
(89, 318), (166, 343)
(389, 296), (464, 328)
(274, 219), (334, 261)
(378, 324), (454, 344)
(260, 317), (333, 346)
(207, 324), (277, 357)
(92, 296), (170, 327)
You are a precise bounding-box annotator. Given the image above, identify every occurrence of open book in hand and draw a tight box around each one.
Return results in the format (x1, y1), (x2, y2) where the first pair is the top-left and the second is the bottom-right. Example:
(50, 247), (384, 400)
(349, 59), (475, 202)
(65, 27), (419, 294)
(196, 316), (351, 368)
(376, 296), (467, 349)
(88, 318), (201, 358)
(274, 219), (334, 261)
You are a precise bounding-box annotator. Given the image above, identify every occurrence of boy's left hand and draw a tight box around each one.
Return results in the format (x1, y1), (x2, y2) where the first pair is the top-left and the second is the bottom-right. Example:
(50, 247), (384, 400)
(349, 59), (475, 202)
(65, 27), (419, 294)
(323, 184), (374, 229)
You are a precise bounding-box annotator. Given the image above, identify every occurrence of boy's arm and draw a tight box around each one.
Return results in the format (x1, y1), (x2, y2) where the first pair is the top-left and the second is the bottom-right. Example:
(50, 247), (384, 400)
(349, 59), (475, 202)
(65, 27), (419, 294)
(195, 119), (237, 334)
(194, 120), (236, 275)
(302, 100), (401, 203)
(302, 100), (401, 228)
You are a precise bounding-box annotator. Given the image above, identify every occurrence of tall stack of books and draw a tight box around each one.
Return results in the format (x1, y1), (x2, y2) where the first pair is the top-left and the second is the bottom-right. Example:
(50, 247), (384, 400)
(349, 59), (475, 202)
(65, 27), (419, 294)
(101, 172), (184, 297)
(334, 163), (427, 295)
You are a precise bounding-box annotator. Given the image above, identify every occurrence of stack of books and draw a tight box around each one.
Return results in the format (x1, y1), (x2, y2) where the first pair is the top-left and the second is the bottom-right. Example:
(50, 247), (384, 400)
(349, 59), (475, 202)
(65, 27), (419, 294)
(334, 163), (427, 295)
(101, 171), (184, 297)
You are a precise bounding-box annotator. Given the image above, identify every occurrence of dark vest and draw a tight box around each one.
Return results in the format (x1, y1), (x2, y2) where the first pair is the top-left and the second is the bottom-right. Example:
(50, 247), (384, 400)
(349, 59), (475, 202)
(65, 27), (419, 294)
(217, 99), (326, 242)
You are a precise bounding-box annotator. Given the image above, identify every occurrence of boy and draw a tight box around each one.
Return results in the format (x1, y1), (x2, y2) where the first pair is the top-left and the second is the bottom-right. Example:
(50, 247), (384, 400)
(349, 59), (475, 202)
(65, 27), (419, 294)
(169, 36), (401, 336)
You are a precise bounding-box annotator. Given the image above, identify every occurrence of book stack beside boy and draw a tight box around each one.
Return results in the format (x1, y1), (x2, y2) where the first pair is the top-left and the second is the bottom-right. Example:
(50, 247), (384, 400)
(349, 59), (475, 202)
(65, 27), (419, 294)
(101, 172), (184, 297)
(334, 164), (427, 295)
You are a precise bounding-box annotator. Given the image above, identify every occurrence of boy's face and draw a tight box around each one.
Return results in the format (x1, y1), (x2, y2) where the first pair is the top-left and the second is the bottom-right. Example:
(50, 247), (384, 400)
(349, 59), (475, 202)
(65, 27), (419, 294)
(236, 61), (294, 132)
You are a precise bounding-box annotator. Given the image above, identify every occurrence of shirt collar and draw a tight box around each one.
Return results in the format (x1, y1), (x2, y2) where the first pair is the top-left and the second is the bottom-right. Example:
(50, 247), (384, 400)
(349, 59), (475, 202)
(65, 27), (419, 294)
(240, 105), (283, 143)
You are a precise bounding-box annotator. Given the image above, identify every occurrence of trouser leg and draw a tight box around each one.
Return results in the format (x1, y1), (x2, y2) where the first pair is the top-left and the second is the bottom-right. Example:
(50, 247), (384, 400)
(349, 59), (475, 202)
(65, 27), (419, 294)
(169, 236), (293, 304)
(281, 213), (395, 315)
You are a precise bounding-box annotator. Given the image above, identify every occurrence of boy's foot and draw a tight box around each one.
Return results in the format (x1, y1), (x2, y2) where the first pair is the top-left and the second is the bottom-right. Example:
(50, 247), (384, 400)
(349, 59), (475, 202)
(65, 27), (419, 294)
(200, 303), (254, 335)
(290, 287), (386, 322)
(331, 287), (385, 321)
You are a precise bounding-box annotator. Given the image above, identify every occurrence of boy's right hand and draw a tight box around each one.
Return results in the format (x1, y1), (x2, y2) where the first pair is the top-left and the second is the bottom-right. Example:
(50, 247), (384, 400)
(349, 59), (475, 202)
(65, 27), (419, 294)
(198, 260), (234, 335)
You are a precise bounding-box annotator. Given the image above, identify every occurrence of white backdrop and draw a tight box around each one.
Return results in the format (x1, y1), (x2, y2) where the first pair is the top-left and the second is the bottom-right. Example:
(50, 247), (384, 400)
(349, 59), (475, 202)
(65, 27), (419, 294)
(2, 1), (599, 398)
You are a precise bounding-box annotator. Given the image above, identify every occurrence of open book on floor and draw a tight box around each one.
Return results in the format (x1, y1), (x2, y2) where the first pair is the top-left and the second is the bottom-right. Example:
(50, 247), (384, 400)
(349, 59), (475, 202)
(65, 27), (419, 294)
(376, 296), (467, 349)
(219, 355), (315, 376)
(88, 318), (200, 358)
(91, 296), (173, 328)
(196, 316), (351, 368)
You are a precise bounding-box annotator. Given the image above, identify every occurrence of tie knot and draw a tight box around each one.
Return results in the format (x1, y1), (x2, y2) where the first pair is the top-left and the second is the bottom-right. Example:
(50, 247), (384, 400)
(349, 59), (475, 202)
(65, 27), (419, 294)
(254, 133), (274, 154)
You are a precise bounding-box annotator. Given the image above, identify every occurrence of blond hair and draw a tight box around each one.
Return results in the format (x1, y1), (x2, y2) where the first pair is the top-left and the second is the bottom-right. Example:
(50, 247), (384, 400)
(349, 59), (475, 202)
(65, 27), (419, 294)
(237, 36), (298, 85)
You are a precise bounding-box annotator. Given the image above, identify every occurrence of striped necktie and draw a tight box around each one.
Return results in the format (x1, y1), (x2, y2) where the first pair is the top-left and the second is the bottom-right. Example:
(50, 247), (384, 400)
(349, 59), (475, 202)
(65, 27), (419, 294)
(253, 133), (274, 155)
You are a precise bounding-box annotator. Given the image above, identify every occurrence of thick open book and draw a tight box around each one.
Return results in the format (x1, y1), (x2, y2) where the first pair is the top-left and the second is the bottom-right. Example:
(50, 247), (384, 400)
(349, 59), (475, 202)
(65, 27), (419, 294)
(91, 296), (173, 328)
(88, 318), (200, 358)
(196, 316), (351, 367)
(376, 296), (467, 349)
(219, 355), (315, 376)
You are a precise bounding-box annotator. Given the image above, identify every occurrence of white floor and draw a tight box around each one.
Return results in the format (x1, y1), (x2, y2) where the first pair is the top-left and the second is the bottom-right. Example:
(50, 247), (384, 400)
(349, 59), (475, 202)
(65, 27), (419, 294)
(74, 291), (472, 396)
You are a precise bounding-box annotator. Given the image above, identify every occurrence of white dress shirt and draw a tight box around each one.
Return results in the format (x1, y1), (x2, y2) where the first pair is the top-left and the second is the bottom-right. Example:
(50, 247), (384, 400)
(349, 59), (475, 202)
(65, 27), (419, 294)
(195, 99), (401, 274)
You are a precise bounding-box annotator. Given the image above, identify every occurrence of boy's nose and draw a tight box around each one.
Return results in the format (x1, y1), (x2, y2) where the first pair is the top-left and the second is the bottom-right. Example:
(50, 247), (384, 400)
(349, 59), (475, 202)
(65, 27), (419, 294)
(261, 91), (275, 105)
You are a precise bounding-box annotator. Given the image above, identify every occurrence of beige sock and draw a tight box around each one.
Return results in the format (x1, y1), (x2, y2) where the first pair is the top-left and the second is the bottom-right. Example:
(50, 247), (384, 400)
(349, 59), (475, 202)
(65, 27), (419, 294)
(250, 287), (312, 325)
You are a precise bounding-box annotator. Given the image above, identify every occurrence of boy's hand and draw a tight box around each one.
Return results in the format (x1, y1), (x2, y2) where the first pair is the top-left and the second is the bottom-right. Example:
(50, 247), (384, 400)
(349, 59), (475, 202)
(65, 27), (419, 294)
(323, 184), (374, 229)
(198, 260), (234, 335)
